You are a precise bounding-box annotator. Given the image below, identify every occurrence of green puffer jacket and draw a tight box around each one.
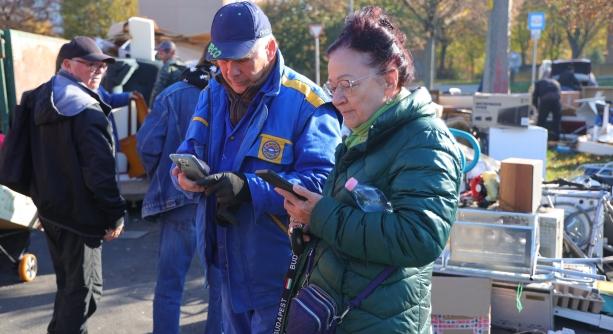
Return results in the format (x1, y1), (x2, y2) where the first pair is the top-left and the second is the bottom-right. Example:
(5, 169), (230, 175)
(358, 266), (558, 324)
(307, 87), (462, 333)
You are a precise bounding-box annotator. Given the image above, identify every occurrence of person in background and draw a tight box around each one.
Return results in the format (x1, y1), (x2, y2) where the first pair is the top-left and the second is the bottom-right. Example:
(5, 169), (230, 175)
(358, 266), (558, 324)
(136, 56), (221, 334)
(276, 7), (462, 333)
(557, 65), (581, 91)
(55, 52), (143, 148)
(533, 68), (562, 141)
(150, 40), (186, 105)
(173, 2), (342, 333)
(2, 36), (126, 334)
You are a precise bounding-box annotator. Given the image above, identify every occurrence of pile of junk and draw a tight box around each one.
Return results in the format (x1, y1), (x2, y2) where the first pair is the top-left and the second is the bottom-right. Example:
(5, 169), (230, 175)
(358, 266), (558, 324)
(431, 128), (613, 333)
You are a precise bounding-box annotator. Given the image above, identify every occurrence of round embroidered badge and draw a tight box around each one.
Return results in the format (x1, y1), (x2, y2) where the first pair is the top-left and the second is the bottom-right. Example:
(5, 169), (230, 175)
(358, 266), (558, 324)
(262, 140), (281, 160)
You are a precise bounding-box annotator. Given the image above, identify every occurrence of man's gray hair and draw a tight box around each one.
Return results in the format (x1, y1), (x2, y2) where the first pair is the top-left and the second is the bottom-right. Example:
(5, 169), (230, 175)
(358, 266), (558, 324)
(245, 34), (276, 58)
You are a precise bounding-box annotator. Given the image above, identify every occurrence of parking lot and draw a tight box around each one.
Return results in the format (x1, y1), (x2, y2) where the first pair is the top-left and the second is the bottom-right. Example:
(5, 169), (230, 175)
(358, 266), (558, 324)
(0, 211), (210, 334)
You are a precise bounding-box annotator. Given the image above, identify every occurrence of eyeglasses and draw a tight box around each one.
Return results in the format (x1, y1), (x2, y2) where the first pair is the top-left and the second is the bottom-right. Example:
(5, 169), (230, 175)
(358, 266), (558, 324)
(71, 59), (108, 72)
(323, 74), (374, 96)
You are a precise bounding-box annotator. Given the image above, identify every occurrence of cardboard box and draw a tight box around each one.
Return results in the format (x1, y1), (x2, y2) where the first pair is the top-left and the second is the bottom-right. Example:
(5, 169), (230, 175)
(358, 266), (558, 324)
(473, 93), (531, 129)
(499, 158), (543, 213)
(560, 91), (580, 116)
(439, 94), (474, 109)
(581, 86), (613, 100)
(431, 276), (491, 334)
(492, 282), (553, 331)
(560, 91), (580, 110)
(0, 185), (38, 230)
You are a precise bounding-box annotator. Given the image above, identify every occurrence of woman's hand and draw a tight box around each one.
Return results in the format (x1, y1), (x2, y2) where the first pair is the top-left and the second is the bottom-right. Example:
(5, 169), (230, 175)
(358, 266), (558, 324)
(275, 184), (322, 227)
(173, 166), (205, 193)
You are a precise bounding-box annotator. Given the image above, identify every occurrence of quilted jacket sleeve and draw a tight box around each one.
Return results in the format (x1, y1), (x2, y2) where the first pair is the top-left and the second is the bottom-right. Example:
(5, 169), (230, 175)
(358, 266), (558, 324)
(310, 125), (461, 268)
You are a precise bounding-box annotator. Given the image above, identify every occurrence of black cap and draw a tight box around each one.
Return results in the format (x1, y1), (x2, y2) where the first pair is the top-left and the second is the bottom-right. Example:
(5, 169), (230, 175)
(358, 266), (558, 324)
(155, 40), (176, 51)
(58, 36), (115, 63)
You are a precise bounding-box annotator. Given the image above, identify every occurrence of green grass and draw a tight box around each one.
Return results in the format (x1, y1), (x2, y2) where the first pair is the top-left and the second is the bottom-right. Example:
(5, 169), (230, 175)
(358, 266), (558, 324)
(510, 81), (531, 93)
(546, 149), (608, 181)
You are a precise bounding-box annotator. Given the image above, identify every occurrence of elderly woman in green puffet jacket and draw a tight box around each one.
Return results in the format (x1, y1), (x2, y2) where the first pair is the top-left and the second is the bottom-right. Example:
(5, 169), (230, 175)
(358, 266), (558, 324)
(275, 6), (463, 334)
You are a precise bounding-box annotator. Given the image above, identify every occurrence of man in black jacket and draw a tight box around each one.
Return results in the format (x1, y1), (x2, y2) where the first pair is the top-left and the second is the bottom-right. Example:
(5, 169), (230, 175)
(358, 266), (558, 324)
(18, 36), (126, 333)
(532, 76), (562, 141)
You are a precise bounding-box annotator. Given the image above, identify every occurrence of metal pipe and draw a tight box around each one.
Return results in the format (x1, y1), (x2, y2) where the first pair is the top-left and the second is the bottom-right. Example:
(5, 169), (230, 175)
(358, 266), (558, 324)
(536, 265), (605, 281)
(538, 257), (601, 264)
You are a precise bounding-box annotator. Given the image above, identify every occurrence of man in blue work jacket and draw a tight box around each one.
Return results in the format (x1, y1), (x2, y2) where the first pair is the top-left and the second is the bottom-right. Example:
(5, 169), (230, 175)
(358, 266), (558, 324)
(173, 2), (341, 333)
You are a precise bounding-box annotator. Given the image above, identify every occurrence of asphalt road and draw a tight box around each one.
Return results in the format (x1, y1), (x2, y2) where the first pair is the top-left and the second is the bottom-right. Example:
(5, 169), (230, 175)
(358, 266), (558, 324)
(0, 209), (605, 334)
(0, 209), (210, 334)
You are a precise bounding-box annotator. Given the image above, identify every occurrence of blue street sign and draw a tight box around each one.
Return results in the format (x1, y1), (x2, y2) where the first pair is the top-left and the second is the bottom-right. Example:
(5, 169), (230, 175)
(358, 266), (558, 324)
(528, 12), (545, 31)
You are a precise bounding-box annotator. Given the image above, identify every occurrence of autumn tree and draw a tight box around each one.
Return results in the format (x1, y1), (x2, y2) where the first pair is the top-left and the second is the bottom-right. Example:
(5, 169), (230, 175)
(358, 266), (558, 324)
(510, 0), (543, 67)
(546, 0), (613, 58)
(436, 0), (486, 79)
(446, 5), (487, 80)
(261, 0), (346, 83)
(539, 8), (565, 60)
(62, 0), (137, 39)
(262, 0), (418, 84)
(401, 0), (465, 89)
(0, 0), (58, 35)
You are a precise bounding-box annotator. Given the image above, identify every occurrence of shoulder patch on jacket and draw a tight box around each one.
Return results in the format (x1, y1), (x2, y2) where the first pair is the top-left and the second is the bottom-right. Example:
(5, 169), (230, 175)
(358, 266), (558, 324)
(281, 77), (324, 108)
(192, 116), (209, 127)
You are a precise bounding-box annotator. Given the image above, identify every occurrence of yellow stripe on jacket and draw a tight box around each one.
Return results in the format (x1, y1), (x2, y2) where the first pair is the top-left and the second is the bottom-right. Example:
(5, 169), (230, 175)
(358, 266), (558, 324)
(281, 77), (325, 108)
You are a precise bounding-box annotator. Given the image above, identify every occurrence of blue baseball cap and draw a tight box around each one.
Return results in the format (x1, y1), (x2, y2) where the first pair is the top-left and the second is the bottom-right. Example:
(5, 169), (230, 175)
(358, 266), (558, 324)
(206, 1), (272, 61)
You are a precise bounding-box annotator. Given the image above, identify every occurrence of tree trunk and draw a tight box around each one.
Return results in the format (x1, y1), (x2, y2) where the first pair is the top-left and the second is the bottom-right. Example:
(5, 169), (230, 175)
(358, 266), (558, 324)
(438, 40), (449, 74)
(568, 28), (584, 59)
(483, 0), (511, 93)
(424, 36), (435, 90)
(519, 43), (527, 67)
(607, 22), (613, 64)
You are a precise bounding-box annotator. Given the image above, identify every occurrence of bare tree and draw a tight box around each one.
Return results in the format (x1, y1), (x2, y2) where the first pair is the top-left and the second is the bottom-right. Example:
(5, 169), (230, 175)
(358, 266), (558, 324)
(402, 0), (464, 89)
(0, 0), (58, 35)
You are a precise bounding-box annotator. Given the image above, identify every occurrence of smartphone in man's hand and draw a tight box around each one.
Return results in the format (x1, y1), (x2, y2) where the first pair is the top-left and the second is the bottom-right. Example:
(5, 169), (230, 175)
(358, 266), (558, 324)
(169, 153), (210, 181)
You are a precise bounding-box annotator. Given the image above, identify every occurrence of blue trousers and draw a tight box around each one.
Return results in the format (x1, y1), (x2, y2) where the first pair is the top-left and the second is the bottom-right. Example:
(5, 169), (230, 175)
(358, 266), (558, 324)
(152, 205), (222, 334)
(220, 277), (278, 334)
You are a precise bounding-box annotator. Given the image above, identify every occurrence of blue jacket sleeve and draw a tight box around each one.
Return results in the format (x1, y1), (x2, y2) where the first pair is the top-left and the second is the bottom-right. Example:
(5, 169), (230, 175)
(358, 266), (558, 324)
(107, 92), (131, 109)
(136, 93), (169, 177)
(247, 102), (341, 218)
(170, 89), (210, 199)
(177, 88), (209, 157)
(98, 87), (131, 109)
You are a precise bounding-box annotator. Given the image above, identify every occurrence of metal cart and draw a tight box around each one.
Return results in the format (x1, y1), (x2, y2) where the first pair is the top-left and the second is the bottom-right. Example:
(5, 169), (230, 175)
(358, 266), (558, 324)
(0, 228), (37, 282)
(0, 185), (39, 282)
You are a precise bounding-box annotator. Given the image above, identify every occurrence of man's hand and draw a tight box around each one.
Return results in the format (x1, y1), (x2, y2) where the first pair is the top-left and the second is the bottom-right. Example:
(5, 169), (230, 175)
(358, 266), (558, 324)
(199, 172), (250, 206)
(130, 91), (144, 101)
(173, 166), (205, 193)
(104, 223), (124, 241)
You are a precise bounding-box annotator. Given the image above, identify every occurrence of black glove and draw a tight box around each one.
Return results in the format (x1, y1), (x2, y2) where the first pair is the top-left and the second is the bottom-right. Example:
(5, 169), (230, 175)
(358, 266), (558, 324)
(198, 172), (251, 206)
(215, 204), (239, 226)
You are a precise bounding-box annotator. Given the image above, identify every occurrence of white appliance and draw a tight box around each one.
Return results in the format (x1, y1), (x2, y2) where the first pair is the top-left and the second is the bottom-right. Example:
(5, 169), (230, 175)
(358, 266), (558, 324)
(128, 17), (155, 61)
(488, 126), (548, 177)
